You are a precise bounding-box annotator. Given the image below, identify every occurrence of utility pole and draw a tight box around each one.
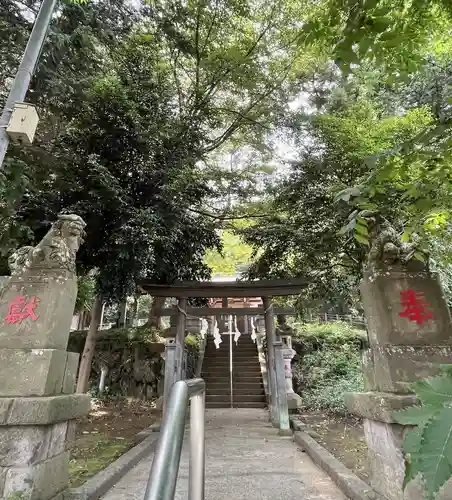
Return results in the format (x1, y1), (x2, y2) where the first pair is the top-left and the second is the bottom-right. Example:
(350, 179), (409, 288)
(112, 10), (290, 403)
(0, 0), (58, 169)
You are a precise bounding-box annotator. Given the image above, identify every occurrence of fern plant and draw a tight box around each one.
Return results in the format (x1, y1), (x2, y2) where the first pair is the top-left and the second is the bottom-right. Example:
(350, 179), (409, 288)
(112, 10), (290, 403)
(392, 365), (452, 499)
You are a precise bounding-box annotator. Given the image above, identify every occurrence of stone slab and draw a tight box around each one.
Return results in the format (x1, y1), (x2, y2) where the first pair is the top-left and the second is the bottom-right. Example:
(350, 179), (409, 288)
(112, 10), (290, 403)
(287, 392), (302, 410)
(345, 391), (418, 423)
(0, 422), (67, 466)
(63, 352), (80, 394)
(0, 271), (77, 350)
(0, 398), (13, 424)
(101, 408), (348, 500)
(361, 271), (452, 346)
(293, 430), (381, 500)
(3, 450), (70, 500)
(0, 348), (67, 397)
(362, 345), (452, 393)
(4, 394), (91, 425)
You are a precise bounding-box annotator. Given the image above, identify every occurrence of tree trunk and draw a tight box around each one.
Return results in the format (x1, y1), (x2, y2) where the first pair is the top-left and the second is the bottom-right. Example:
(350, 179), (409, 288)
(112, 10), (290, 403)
(76, 294), (103, 393)
(129, 294), (139, 326)
(147, 296), (165, 329)
(117, 300), (127, 328)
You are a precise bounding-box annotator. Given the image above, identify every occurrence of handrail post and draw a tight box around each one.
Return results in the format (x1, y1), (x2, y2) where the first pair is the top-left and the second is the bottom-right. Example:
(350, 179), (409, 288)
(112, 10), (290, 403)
(189, 390), (205, 500)
(145, 378), (206, 500)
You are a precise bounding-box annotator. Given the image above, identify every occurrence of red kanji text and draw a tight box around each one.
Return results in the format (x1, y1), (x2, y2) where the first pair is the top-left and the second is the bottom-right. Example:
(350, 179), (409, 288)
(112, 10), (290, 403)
(398, 289), (433, 325)
(5, 296), (40, 325)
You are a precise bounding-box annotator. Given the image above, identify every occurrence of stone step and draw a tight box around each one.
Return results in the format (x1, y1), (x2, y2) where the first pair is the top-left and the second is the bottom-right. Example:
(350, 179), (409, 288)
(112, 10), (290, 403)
(206, 387), (264, 395)
(205, 401), (267, 409)
(203, 371), (262, 378)
(203, 361), (260, 367)
(201, 373), (262, 384)
(206, 394), (266, 403)
(207, 380), (263, 388)
(203, 364), (261, 373)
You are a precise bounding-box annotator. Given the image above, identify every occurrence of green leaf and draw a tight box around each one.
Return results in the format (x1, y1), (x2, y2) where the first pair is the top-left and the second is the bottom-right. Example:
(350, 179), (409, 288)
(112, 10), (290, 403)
(355, 223), (369, 236)
(414, 252), (426, 263)
(393, 405), (436, 426)
(354, 232), (369, 245)
(411, 375), (452, 407)
(417, 406), (452, 498)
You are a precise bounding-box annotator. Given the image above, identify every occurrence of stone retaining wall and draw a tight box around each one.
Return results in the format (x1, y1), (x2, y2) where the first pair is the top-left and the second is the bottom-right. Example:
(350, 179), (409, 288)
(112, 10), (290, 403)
(68, 330), (165, 399)
(68, 330), (199, 399)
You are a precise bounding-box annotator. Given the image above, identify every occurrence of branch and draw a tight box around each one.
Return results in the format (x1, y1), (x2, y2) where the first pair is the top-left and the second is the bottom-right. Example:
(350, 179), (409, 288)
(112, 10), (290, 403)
(195, 2), (281, 112)
(169, 48), (184, 113)
(188, 208), (273, 220)
(216, 107), (270, 130)
(200, 0), (220, 54)
(194, 0), (202, 104)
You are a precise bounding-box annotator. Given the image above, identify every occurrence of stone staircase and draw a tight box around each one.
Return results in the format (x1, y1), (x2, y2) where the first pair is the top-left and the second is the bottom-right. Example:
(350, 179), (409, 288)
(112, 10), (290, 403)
(202, 334), (266, 408)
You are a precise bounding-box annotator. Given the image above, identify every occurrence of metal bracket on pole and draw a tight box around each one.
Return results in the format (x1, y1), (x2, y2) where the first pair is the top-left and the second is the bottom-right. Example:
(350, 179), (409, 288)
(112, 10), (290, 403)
(0, 0), (58, 168)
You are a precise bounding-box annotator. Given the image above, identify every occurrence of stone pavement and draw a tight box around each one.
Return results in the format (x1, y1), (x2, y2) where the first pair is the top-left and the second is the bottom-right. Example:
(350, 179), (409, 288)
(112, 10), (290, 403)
(102, 408), (348, 500)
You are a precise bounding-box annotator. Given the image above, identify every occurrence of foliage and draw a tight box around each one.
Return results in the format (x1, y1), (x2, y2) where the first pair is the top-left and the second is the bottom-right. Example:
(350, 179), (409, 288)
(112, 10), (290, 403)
(0, 0), (317, 302)
(185, 333), (199, 351)
(205, 230), (253, 276)
(302, 0), (452, 75)
(240, 89), (429, 307)
(292, 322), (365, 414)
(291, 321), (367, 348)
(75, 276), (96, 313)
(393, 367), (452, 498)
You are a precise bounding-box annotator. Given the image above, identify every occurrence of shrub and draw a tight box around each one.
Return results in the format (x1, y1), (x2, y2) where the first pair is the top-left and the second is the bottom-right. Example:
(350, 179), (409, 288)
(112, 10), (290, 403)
(291, 320), (367, 349)
(292, 322), (365, 414)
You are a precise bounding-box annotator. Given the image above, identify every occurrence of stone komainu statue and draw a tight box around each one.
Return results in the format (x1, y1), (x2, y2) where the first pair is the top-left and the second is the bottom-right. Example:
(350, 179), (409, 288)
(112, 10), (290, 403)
(8, 213), (86, 275)
(365, 215), (427, 272)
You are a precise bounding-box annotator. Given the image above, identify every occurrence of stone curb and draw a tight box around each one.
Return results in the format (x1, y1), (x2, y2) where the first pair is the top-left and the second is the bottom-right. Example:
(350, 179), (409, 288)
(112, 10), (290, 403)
(134, 421), (161, 444)
(291, 421), (382, 500)
(69, 429), (160, 500)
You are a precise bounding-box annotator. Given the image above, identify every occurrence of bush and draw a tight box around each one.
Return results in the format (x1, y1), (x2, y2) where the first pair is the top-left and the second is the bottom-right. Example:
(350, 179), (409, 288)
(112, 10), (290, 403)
(291, 320), (367, 349)
(292, 322), (365, 414)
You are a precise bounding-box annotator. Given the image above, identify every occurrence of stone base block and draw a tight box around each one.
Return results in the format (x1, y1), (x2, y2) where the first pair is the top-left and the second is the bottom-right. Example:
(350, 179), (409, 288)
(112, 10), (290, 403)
(287, 392), (302, 411)
(0, 348), (68, 397)
(361, 270), (452, 346)
(345, 391), (418, 422)
(0, 270), (77, 350)
(2, 451), (70, 500)
(62, 352), (79, 394)
(364, 419), (452, 500)
(0, 422), (67, 467)
(0, 394), (91, 425)
(363, 345), (452, 393)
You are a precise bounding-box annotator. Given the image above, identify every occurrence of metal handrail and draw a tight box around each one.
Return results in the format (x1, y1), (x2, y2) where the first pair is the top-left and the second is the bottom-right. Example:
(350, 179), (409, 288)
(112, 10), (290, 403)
(144, 378), (206, 500)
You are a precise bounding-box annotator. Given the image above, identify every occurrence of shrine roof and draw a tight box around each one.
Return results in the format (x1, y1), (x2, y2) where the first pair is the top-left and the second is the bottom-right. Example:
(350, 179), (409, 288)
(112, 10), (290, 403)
(137, 278), (309, 298)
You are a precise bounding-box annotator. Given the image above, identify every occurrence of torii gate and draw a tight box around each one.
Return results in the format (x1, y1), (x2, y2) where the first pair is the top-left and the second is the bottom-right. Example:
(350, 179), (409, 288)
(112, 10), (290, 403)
(137, 278), (308, 433)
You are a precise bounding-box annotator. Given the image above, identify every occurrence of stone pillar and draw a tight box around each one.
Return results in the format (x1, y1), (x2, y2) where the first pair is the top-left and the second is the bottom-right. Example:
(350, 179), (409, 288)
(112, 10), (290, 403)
(0, 214), (90, 500)
(262, 297), (278, 426)
(277, 315), (301, 410)
(159, 312), (178, 411)
(346, 233), (452, 500)
(255, 315), (268, 400)
(175, 297), (187, 381)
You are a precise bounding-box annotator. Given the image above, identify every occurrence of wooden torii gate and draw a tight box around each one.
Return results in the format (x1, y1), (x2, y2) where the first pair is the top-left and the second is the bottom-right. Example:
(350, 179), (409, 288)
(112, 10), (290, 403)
(138, 279), (308, 433)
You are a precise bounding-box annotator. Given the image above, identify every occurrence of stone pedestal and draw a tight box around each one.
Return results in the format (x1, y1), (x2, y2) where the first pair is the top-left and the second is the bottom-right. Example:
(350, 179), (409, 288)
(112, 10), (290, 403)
(280, 336), (301, 410)
(0, 214), (90, 500)
(346, 266), (452, 500)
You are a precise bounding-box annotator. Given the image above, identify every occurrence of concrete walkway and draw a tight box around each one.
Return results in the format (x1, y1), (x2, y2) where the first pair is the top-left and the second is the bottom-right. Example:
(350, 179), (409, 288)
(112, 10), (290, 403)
(102, 409), (348, 500)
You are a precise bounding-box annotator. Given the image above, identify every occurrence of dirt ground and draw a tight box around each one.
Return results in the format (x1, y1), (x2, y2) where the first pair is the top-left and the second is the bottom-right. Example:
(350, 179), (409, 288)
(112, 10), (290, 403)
(297, 411), (369, 482)
(69, 398), (160, 487)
